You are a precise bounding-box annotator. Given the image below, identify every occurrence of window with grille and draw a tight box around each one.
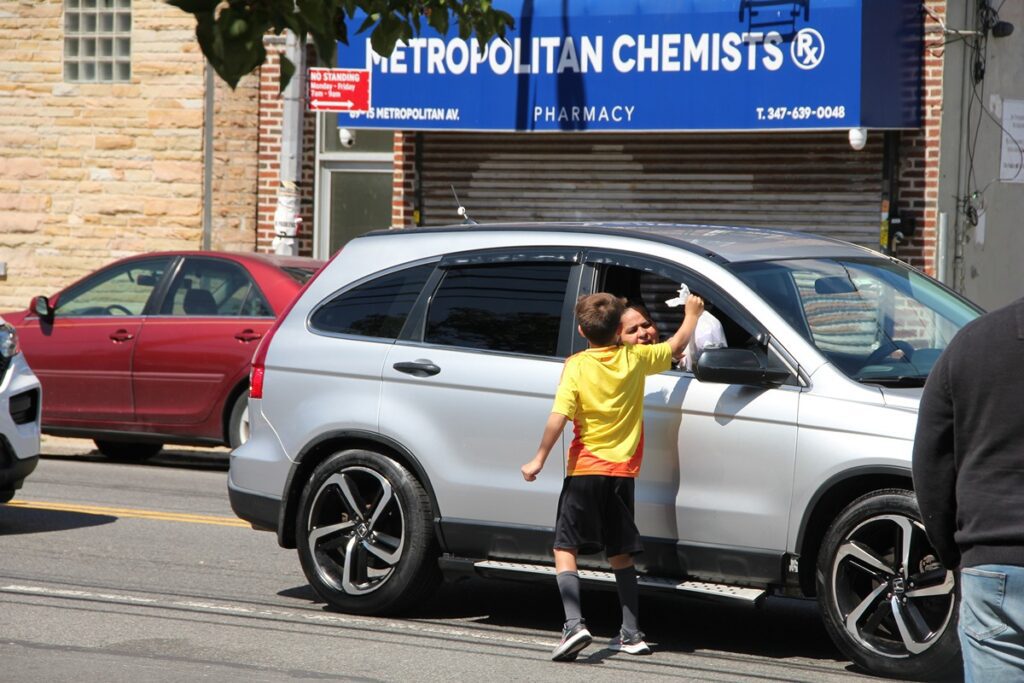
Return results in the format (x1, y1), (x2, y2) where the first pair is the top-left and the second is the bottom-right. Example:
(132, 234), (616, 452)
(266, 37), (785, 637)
(63, 0), (131, 83)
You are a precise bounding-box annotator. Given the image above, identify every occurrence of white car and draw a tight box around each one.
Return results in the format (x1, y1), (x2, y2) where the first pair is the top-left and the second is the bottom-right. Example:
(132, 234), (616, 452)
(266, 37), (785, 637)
(0, 317), (41, 503)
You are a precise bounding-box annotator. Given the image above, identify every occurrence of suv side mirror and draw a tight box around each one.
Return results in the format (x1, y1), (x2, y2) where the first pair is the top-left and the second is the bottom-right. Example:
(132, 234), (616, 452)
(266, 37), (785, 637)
(694, 348), (789, 386)
(31, 295), (54, 321)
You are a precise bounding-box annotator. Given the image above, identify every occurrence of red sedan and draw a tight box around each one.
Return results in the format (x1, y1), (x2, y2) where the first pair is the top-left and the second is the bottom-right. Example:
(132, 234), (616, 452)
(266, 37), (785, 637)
(3, 251), (323, 460)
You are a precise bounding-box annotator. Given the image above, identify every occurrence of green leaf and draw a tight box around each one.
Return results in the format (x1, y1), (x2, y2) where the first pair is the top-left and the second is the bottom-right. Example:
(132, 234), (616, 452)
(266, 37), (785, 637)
(370, 13), (408, 57)
(279, 55), (296, 93)
(228, 18), (248, 38)
(428, 7), (449, 36)
(173, 0), (516, 88)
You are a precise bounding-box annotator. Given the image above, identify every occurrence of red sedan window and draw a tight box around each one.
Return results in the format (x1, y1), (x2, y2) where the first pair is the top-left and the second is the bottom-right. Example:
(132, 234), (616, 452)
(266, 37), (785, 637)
(54, 258), (171, 317)
(161, 258), (271, 318)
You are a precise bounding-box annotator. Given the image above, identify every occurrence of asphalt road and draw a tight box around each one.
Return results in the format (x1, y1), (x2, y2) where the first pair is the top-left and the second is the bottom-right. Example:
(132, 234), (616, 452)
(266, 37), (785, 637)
(0, 437), (894, 682)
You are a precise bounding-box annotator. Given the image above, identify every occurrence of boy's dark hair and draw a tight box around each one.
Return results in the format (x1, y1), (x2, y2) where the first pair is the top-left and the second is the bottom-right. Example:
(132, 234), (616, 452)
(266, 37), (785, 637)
(576, 293), (625, 346)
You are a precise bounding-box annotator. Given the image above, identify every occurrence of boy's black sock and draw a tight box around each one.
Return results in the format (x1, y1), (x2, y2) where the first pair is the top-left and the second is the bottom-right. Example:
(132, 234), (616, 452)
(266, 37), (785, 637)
(556, 571), (583, 628)
(613, 566), (640, 635)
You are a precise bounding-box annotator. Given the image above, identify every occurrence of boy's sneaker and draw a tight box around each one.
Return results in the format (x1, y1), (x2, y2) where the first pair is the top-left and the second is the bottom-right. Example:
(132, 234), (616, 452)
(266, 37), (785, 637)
(609, 628), (651, 655)
(551, 620), (593, 662)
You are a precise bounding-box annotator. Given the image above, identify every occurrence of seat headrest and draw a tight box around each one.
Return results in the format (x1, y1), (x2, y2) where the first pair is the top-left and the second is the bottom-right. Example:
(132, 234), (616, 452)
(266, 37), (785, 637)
(183, 288), (217, 315)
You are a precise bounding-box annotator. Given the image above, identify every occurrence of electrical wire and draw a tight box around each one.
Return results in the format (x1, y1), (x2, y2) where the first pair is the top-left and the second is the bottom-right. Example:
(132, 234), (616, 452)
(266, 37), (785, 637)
(955, 0), (1024, 234)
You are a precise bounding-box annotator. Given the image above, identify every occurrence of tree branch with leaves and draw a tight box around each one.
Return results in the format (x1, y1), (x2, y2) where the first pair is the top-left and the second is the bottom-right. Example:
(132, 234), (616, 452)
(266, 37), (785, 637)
(167, 0), (515, 90)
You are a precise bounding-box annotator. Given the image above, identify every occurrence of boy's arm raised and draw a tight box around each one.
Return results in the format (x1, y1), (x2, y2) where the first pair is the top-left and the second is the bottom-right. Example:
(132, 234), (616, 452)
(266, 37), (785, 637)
(522, 412), (568, 482)
(666, 294), (705, 357)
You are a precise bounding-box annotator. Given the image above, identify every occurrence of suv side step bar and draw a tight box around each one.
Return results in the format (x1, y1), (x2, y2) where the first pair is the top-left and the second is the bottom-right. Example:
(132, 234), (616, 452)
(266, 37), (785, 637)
(453, 558), (765, 604)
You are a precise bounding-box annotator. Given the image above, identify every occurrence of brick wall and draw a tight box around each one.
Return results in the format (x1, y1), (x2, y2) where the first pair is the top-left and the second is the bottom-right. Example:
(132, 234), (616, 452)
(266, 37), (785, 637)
(0, 0), (260, 310)
(896, 0), (945, 275)
(255, 38), (316, 256)
(393, 131), (417, 227)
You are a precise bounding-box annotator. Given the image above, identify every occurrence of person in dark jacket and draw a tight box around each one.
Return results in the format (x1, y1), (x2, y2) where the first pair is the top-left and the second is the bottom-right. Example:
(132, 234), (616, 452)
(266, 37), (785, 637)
(913, 296), (1024, 682)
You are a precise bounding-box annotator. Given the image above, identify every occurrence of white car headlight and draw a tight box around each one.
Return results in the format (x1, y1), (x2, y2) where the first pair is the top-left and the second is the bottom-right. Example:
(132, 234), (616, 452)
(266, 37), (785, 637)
(0, 323), (20, 359)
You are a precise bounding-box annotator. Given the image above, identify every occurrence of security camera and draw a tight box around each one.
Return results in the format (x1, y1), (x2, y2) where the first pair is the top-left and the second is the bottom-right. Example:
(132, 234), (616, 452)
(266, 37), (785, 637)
(337, 128), (356, 148)
(848, 127), (867, 151)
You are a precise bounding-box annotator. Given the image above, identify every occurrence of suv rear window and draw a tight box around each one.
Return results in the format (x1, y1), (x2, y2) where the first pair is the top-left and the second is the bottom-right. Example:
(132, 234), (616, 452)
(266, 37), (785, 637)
(310, 264), (434, 339)
(424, 262), (571, 357)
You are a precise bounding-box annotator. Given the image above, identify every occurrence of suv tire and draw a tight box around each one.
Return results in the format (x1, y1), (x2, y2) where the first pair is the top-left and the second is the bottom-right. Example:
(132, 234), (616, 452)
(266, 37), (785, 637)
(227, 392), (249, 449)
(296, 449), (440, 615)
(816, 489), (960, 680)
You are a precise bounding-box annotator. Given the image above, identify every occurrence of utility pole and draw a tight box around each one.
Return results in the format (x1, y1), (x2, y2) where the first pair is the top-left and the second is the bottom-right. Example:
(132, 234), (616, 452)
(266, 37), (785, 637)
(272, 30), (306, 256)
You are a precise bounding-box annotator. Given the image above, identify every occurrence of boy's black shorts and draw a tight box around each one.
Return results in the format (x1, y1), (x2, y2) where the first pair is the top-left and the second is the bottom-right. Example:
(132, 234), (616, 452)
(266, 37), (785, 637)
(553, 475), (643, 557)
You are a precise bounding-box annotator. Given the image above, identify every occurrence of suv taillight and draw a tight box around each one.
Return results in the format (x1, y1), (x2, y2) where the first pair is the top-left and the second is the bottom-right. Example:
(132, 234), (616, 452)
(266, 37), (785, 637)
(249, 346), (269, 399)
(250, 254), (336, 399)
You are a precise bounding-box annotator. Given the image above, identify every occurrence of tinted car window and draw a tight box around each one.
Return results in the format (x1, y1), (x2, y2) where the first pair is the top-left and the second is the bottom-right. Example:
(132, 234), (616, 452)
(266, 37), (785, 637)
(425, 262), (571, 357)
(55, 257), (171, 317)
(311, 264), (434, 339)
(730, 257), (980, 383)
(161, 258), (262, 317)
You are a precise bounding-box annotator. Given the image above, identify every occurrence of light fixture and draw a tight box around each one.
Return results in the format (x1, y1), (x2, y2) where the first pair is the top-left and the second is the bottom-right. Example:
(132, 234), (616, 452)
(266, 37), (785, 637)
(337, 128), (355, 148)
(848, 127), (867, 151)
(991, 20), (1014, 38)
(923, 3), (1014, 39)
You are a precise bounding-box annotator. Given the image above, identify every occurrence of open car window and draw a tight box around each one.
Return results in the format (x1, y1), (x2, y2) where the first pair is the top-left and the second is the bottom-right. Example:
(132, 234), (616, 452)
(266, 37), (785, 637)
(586, 253), (795, 384)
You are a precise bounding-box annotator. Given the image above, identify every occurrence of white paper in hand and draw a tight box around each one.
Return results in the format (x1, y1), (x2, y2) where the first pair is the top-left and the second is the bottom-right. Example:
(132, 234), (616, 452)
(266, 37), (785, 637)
(665, 283), (690, 308)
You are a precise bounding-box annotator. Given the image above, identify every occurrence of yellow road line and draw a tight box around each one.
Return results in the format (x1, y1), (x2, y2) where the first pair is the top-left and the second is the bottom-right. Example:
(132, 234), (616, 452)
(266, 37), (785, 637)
(4, 500), (251, 527)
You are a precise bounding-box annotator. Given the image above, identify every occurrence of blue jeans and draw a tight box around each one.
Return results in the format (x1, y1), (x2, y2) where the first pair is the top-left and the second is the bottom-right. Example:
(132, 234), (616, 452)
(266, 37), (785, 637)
(960, 565), (1024, 682)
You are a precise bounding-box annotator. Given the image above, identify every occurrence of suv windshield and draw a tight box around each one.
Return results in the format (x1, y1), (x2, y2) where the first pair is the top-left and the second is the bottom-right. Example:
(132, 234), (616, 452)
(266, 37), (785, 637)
(728, 257), (982, 387)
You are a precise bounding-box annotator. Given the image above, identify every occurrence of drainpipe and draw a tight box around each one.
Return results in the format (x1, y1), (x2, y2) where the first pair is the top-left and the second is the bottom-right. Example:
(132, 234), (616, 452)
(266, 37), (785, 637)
(272, 31), (306, 256)
(202, 62), (214, 250)
(937, 212), (948, 284)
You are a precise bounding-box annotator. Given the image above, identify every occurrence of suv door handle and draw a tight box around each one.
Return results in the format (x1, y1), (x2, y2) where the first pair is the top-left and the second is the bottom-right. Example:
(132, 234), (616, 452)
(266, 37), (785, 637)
(234, 329), (262, 343)
(109, 329), (134, 342)
(392, 360), (441, 377)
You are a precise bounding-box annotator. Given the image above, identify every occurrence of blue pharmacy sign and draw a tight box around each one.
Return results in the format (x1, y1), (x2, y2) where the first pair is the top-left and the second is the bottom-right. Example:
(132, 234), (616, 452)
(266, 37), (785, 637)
(333, 0), (921, 132)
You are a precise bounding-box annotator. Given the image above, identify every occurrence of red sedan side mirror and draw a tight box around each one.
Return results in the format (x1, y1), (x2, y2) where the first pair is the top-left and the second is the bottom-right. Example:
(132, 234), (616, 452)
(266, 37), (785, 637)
(31, 295), (53, 321)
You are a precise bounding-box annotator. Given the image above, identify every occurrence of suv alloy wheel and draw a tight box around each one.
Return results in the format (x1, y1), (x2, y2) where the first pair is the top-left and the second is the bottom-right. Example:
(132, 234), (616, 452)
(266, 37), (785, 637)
(295, 449), (441, 614)
(816, 489), (960, 679)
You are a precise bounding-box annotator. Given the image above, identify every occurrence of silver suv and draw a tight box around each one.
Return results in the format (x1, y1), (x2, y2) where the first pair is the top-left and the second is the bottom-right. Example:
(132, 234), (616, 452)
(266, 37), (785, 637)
(229, 223), (980, 679)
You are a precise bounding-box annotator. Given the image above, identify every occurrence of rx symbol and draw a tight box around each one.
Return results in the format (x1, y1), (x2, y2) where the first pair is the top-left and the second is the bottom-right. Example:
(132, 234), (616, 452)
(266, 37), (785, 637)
(791, 28), (825, 70)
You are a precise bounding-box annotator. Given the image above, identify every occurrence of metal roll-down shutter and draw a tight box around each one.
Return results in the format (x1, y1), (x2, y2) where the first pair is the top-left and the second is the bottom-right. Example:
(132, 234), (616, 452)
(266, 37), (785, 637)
(418, 131), (884, 248)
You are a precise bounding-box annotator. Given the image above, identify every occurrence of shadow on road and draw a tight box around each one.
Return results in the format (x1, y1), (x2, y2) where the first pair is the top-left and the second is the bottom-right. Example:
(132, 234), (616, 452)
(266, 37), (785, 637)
(279, 573), (854, 669)
(425, 576), (845, 663)
(0, 503), (116, 536)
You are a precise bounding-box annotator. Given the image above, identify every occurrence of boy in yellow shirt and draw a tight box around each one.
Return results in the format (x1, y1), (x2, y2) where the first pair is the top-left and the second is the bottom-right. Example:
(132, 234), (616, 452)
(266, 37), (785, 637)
(522, 291), (704, 662)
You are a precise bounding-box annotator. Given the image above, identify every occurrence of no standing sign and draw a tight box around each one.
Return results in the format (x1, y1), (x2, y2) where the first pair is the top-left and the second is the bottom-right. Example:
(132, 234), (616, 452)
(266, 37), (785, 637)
(307, 68), (371, 113)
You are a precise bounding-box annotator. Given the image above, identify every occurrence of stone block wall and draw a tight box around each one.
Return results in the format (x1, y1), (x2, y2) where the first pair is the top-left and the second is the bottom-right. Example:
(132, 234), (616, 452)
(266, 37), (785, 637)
(0, 0), (259, 310)
(211, 72), (260, 253)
